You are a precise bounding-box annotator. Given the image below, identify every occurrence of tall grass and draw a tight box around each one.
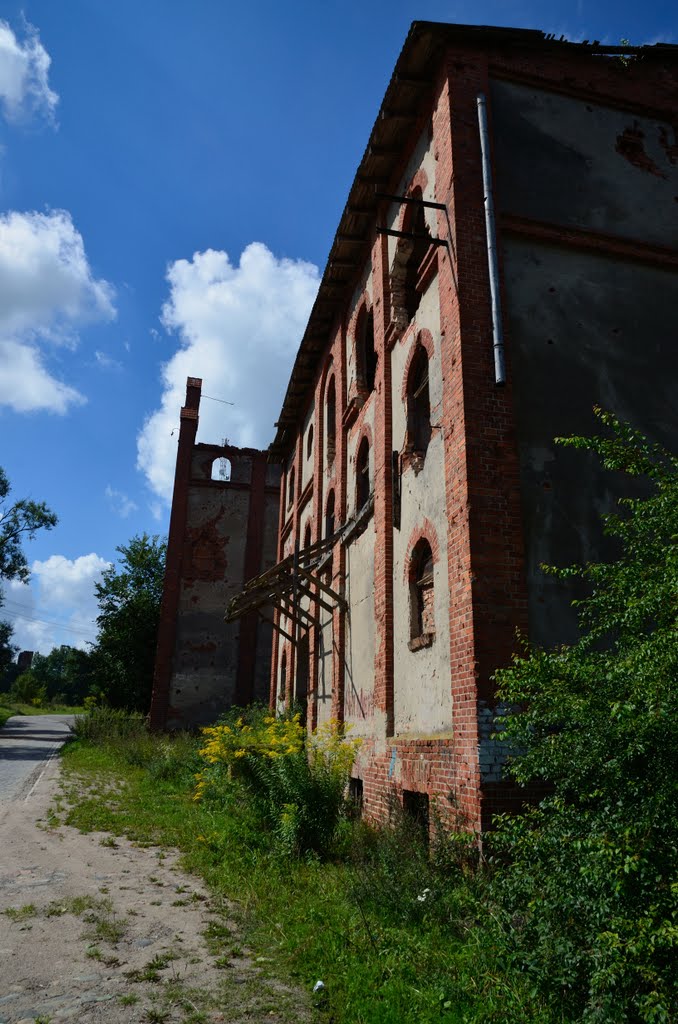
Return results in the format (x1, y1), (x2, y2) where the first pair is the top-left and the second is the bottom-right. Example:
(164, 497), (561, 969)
(61, 710), (555, 1024)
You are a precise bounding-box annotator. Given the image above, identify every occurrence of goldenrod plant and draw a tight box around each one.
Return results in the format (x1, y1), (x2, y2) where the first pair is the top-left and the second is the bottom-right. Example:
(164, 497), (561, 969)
(195, 707), (360, 857)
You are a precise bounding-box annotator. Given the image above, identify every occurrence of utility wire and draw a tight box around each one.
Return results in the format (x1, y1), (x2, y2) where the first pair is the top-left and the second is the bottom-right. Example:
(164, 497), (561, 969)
(202, 394), (235, 406)
(1, 604), (97, 641)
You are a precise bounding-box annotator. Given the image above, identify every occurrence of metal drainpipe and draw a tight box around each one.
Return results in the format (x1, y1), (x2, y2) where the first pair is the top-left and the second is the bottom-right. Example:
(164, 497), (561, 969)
(476, 93), (506, 386)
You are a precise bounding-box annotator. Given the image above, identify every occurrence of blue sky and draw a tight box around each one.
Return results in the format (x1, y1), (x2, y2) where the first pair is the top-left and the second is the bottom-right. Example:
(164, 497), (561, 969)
(0, 0), (674, 654)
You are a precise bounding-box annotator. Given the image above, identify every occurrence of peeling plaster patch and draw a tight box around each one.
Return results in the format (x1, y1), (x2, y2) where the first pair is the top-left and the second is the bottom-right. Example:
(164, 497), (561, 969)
(615, 123), (666, 178)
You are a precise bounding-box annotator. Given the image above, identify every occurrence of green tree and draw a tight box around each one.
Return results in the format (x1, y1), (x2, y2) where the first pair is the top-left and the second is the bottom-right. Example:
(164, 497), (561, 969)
(29, 645), (96, 705)
(0, 467), (57, 583)
(491, 410), (678, 1023)
(0, 619), (18, 687)
(91, 534), (166, 711)
(0, 467), (57, 689)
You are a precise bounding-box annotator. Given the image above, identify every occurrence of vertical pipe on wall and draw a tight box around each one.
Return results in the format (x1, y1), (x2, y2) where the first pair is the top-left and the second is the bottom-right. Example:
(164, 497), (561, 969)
(476, 93), (506, 386)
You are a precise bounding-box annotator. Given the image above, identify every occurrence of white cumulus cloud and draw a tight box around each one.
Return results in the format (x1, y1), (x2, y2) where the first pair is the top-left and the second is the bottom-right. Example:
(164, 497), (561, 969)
(0, 209), (116, 414)
(2, 552), (110, 653)
(137, 242), (319, 503)
(0, 19), (58, 125)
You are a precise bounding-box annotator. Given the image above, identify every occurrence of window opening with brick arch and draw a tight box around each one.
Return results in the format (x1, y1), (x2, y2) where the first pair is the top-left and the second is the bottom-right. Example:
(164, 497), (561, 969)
(211, 456), (231, 482)
(326, 376), (336, 466)
(356, 305), (377, 394)
(287, 465), (296, 508)
(406, 344), (431, 457)
(390, 188), (432, 329)
(302, 522), (312, 562)
(409, 538), (435, 648)
(356, 437), (371, 512)
(279, 650), (287, 701)
(306, 423), (314, 460)
(325, 489), (336, 539)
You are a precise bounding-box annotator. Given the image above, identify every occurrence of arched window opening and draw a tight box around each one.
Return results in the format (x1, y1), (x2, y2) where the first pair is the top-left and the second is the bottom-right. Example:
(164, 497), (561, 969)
(302, 522), (312, 563)
(287, 465), (296, 508)
(279, 650), (287, 700)
(390, 189), (432, 329)
(356, 438), (371, 512)
(356, 307), (377, 394)
(326, 377), (336, 466)
(306, 423), (314, 460)
(212, 456), (231, 482)
(409, 539), (435, 647)
(407, 346), (431, 456)
(325, 490), (335, 539)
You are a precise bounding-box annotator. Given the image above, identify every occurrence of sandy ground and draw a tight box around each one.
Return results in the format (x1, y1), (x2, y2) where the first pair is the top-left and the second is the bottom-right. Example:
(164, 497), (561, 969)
(0, 755), (311, 1024)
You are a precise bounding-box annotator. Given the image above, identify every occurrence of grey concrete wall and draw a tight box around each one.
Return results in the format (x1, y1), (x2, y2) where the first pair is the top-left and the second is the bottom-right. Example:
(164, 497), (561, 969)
(503, 238), (678, 647)
(490, 79), (678, 248)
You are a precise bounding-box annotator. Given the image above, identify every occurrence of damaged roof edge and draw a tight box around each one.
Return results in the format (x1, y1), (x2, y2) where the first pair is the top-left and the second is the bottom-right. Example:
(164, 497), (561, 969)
(267, 20), (678, 462)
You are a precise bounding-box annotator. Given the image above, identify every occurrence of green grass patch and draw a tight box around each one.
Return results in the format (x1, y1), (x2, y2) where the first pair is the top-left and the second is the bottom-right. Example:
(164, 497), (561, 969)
(0, 697), (83, 717)
(59, 726), (556, 1024)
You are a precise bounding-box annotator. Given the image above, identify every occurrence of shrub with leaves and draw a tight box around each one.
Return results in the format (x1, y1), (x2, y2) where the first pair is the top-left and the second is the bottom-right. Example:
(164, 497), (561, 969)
(196, 710), (361, 856)
(491, 411), (678, 1023)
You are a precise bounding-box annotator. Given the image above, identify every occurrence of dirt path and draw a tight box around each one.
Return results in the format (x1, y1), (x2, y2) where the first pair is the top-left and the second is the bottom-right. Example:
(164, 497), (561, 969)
(0, 757), (310, 1024)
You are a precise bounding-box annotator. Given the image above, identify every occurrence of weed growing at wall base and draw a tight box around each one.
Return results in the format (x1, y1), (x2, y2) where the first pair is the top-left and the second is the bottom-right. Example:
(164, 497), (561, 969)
(195, 707), (361, 857)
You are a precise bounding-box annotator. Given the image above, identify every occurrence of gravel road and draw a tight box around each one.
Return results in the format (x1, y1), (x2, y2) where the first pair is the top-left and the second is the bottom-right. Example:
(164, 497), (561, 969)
(0, 726), (310, 1023)
(0, 715), (74, 803)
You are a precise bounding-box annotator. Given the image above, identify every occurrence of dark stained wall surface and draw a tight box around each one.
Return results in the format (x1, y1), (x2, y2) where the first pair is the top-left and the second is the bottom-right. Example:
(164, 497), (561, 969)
(492, 77), (678, 647)
(490, 78), (678, 248)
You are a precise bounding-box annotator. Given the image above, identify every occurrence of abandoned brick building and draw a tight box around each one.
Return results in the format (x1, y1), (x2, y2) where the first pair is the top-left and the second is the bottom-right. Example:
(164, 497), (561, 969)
(150, 377), (280, 729)
(155, 22), (678, 832)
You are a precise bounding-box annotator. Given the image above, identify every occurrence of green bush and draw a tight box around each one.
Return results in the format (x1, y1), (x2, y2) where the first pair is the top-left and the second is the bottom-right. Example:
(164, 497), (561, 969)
(490, 411), (678, 1023)
(10, 670), (46, 706)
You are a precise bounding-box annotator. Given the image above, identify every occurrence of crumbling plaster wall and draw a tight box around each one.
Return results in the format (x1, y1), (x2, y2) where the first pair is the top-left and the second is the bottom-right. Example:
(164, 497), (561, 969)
(343, 523), (376, 736)
(385, 128), (437, 265)
(390, 276), (452, 735)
